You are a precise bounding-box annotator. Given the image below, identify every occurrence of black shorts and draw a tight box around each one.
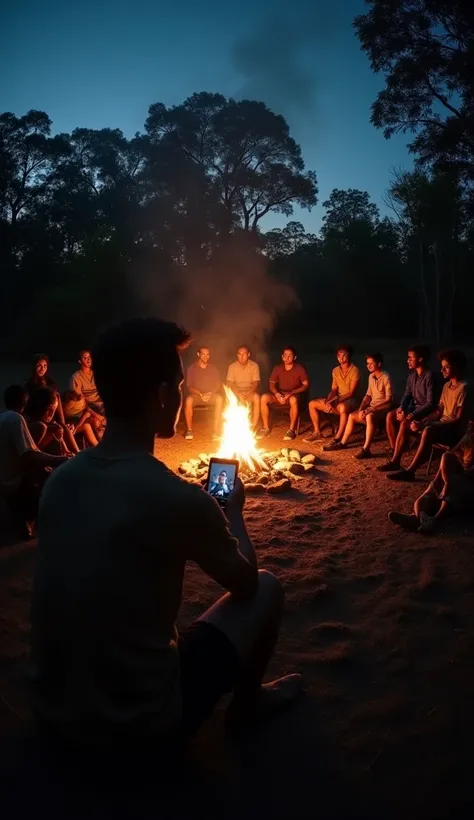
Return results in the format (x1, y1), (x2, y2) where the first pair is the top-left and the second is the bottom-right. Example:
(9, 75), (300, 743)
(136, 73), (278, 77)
(178, 621), (240, 735)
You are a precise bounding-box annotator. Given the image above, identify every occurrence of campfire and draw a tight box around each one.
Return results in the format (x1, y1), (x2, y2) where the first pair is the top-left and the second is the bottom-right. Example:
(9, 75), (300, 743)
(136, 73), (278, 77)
(178, 388), (317, 494)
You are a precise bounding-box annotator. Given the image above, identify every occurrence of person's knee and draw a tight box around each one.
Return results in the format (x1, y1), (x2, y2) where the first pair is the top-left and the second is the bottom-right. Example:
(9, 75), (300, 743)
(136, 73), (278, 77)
(289, 395), (298, 407)
(257, 569), (284, 608)
(336, 402), (346, 415)
(261, 393), (271, 406)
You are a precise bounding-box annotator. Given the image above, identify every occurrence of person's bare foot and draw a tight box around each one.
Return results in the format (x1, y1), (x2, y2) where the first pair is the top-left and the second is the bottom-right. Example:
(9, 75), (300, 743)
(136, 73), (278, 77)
(226, 673), (303, 730)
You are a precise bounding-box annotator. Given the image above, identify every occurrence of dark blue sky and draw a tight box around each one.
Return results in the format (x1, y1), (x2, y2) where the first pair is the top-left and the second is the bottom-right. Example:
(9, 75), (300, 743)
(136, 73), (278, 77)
(1, 0), (412, 230)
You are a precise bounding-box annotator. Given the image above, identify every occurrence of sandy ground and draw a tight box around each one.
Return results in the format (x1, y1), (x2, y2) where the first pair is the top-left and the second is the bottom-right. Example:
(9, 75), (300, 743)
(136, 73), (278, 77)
(1, 409), (474, 819)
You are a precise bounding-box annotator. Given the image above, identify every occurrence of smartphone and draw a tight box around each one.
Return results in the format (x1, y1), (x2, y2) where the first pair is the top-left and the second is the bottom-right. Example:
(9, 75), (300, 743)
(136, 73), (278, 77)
(206, 458), (239, 508)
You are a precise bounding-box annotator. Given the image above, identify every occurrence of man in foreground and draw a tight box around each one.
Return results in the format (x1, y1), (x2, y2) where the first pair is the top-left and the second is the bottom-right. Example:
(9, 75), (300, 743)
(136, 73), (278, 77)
(388, 417), (474, 534)
(378, 346), (435, 472)
(387, 350), (468, 481)
(258, 347), (309, 441)
(226, 345), (261, 430)
(0, 385), (70, 537)
(324, 352), (393, 459)
(71, 349), (106, 435)
(184, 346), (223, 441)
(30, 318), (300, 761)
(303, 345), (360, 445)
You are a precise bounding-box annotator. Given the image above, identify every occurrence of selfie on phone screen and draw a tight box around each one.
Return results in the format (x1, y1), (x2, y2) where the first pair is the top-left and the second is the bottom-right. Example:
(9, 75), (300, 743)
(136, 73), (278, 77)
(207, 459), (238, 504)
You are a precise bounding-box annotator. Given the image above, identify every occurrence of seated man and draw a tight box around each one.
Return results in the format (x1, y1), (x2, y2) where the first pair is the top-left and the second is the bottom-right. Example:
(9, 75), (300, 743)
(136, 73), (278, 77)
(387, 349), (468, 481)
(184, 346), (223, 441)
(324, 352), (393, 458)
(226, 345), (261, 430)
(303, 345), (360, 444)
(388, 417), (474, 534)
(378, 346), (435, 472)
(0, 385), (69, 538)
(71, 350), (106, 435)
(209, 470), (232, 498)
(25, 387), (73, 456)
(29, 318), (301, 765)
(258, 347), (309, 441)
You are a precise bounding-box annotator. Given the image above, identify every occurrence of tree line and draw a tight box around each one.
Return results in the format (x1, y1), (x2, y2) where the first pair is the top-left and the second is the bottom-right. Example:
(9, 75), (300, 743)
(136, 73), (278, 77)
(1, 0), (473, 354)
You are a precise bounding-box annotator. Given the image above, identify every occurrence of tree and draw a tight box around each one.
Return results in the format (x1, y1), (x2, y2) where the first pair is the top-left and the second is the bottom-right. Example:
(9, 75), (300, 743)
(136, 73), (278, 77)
(321, 189), (380, 247)
(354, 1), (474, 181)
(145, 92), (318, 234)
(385, 168), (465, 340)
(263, 221), (318, 258)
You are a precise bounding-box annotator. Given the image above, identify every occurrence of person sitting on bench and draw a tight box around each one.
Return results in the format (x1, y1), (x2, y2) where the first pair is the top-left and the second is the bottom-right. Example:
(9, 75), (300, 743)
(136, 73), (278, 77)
(303, 345), (360, 444)
(378, 345), (435, 472)
(388, 416), (474, 534)
(324, 352), (393, 459)
(387, 349), (468, 481)
(226, 345), (261, 431)
(184, 346), (223, 441)
(258, 347), (309, 441)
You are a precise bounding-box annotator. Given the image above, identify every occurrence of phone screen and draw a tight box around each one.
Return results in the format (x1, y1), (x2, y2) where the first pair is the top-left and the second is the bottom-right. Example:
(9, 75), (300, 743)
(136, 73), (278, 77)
(206, 458), (239, 507)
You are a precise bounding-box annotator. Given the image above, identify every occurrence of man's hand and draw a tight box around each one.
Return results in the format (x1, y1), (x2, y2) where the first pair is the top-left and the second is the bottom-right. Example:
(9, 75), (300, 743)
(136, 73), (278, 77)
(226, 477), (245, 517)
(359, 409), (366, 421)
(275, 392), (286, 404)
(396, 408), (405, 422)
(410, 420), (422, 433)
(406, 413), (414, 421)
(65, 422), (76, 433)
(324, 401), (334, 413)
(238, 392), (249, 403)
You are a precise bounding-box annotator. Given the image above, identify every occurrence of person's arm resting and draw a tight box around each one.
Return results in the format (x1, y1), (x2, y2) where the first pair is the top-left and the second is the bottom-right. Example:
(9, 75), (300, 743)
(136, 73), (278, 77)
(187, 491), (258, 600)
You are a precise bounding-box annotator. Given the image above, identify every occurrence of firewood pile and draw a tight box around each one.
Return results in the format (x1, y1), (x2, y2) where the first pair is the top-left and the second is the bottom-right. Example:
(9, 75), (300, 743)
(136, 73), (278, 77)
(178, 448), (317, 494)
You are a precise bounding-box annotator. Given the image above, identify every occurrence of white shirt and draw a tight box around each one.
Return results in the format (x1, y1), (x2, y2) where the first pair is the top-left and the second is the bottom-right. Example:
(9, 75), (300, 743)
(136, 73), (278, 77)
(226, 360), (260, 392)
(0, 410), (37, 493)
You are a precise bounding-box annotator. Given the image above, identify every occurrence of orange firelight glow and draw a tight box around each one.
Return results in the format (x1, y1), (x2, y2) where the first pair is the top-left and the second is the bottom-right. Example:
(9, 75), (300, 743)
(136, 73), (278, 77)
(216, 387), (265, 472)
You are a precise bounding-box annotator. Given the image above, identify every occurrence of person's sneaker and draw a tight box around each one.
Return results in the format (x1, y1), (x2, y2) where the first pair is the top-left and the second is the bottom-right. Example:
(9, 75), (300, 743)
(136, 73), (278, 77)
(355, 448), (372, 460)
(184, 429), (193, 440)
(377, 461), (400, 472)
(323, 440), (346, 452)
(388, 511), (420, 531)
(303, 431), (321, 444)
(387, 469), (415, 481)
(283, 429), (296, 441)
(418, 511), (436, 534)
(257, 428), (270, 440)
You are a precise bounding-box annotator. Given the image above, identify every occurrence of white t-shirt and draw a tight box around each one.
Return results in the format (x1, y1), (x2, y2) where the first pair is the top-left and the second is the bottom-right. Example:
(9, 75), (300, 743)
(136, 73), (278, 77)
(366, 371), (393, 409)
(29, 449), (245, 745)
(0, 410), (37, 493)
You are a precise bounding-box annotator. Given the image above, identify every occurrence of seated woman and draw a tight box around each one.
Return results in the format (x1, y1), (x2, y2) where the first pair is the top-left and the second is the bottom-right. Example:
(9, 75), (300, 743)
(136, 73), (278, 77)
(62, 390), (99, 447)
(25, 387), (74, 457)
(25, 354), (79, 454)
(388, 417), (474, 534)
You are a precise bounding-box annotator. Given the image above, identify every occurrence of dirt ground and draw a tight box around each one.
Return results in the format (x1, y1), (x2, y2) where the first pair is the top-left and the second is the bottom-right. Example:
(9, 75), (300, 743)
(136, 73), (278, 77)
(1, 350), (474, 818)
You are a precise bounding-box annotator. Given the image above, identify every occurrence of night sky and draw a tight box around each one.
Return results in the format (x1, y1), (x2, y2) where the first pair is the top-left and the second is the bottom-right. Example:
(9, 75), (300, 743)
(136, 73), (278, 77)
(1, 0), (412, 229)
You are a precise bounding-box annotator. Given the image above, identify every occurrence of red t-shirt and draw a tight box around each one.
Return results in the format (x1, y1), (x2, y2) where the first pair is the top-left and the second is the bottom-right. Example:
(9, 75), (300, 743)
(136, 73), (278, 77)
(269, 363), (309, 393)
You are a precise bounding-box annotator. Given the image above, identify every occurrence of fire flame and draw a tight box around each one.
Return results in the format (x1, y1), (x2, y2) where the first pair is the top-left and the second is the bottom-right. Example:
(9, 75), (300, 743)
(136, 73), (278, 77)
(216, 387), (265, 472)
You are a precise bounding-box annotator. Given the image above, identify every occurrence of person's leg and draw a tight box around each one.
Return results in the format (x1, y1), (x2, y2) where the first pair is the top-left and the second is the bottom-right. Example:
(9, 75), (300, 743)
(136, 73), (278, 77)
(63, 426), (80, 454)
(341, 411), (359, 445)
(184, 395), (194, 431)
(198, 569), (301, 724)
(212, 393), (224, 435)
(308, 398), (327, 435)
(250, 392), (261, 429)
(76, 422), (99, 447)
(388, 426), (435, 480)
(288, 395), (299, 431)
(386, 409), (399, 451)
(334, 401), (350, 441)
(392, 419), (411, 465)
(363, 412), (376, 451)
(260, 393), (275, 431)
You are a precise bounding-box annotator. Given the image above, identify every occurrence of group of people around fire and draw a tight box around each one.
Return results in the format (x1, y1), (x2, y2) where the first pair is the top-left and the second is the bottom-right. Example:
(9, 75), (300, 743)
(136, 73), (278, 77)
(0, 316), (473, 779)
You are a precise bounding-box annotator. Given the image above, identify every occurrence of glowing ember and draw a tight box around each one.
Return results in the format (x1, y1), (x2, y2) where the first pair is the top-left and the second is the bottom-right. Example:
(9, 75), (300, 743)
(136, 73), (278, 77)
(215, 387), (265, 472)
